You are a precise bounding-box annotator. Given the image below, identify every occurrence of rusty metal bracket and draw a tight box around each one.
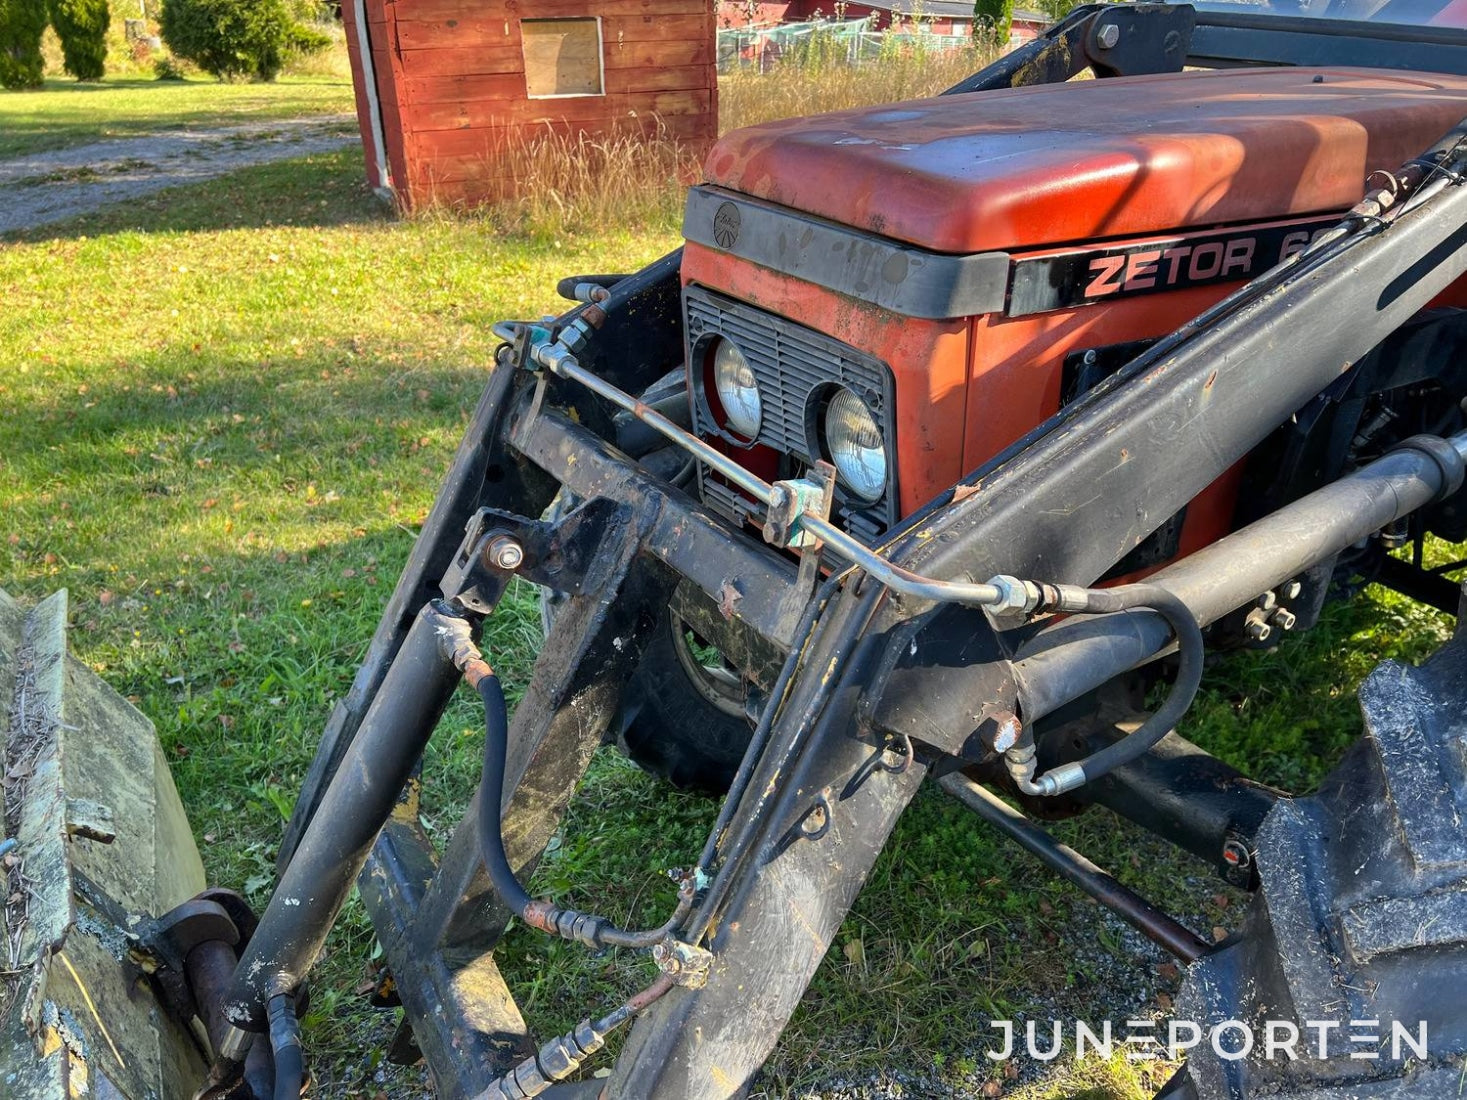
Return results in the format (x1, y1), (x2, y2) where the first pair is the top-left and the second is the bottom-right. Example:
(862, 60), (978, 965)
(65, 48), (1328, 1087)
(762, 463), (836, 552)
(651, 938), (713, 989)
(442, 498), (632, 616)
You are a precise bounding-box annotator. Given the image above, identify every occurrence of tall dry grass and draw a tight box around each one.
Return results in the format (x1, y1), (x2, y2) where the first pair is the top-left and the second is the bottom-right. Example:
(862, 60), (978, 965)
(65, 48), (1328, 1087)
(721, 41), (996, 130)
(440, 41), (998, 240)
(456, 123), (705, 242)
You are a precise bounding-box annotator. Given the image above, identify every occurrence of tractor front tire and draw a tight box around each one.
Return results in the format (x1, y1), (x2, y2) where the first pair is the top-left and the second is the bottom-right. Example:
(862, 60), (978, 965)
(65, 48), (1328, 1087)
(614, 610), (754, 792)
(541, 592), (752, 793)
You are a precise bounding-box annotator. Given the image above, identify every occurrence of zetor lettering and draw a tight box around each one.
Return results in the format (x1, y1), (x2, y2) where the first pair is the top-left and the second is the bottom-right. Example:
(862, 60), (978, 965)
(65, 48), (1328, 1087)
(1083, 228), (1332, 299)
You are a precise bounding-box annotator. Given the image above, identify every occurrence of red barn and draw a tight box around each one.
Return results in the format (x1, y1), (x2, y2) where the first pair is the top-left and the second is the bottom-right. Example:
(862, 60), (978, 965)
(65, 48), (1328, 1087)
(342, 0), (719, 208)
(716, 0), (975, 35)
(716, 2), (1049, 46)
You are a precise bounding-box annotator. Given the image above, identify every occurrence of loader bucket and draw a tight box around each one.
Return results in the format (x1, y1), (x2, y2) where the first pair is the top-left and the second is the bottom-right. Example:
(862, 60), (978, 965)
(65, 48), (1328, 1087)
(1, 588), (208, 1099)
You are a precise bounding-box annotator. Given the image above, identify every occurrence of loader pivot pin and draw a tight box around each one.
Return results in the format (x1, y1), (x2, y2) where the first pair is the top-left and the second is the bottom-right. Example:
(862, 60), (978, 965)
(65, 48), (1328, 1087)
(485, 535), (524, 571)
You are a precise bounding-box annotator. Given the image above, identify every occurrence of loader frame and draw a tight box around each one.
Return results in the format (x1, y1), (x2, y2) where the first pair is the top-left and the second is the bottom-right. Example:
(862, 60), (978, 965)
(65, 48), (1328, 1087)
(195, 8), (1467, 1099)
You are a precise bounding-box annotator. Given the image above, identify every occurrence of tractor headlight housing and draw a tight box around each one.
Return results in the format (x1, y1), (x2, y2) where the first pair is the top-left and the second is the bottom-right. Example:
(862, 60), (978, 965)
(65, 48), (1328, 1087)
(711, 338), (762, 439)
(823, 387), (887, 502)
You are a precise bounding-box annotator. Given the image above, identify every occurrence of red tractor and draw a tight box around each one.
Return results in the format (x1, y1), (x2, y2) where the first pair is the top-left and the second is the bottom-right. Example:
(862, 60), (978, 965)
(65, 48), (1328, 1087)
(14, 3), (1467, 1099)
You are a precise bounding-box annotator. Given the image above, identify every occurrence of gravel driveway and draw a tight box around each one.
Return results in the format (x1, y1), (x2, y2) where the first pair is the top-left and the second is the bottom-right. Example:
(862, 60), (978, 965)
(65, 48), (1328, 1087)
(0, 115), (360, 234)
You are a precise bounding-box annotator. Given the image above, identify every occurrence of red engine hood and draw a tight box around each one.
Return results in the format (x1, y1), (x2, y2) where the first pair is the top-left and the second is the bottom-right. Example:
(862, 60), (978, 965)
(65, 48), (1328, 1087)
(703, 67), (1467, 254)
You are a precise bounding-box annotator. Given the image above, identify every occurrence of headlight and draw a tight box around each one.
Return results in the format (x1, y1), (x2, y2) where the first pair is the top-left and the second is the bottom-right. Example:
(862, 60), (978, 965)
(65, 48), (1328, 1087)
(824, 387), (887, 502)
(712, 339), (762, 438)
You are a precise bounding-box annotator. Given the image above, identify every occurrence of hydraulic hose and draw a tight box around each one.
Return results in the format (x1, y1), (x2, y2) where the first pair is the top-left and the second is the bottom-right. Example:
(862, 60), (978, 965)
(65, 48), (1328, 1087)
(472, 668), (695, 948)
(266, 994), (303, 1100)
(475, 674), (536, 918)
(1016, 583), (1204, 797)
(471, 974), (677, 1100)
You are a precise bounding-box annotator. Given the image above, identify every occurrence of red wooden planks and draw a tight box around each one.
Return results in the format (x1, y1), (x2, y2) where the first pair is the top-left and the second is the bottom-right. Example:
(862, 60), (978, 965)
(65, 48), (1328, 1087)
(345, 0), (717, 207)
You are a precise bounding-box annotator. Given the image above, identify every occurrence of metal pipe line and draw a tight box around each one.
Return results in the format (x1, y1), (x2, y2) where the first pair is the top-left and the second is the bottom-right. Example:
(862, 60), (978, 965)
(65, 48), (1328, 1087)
(939, 773), (1211, 963)
(534, 342), (1008, 609)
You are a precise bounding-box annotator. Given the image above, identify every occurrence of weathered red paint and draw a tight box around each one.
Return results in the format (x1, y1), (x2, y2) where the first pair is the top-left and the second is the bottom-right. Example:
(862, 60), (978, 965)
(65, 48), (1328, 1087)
(690, 67), (1467, 564)
(703, 68), (1467, 253)
(341, 0), (719, 209)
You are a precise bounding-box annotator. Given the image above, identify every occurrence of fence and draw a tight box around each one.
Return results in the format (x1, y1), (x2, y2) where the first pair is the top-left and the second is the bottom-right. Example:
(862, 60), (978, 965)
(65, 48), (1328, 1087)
(717, 18), (976, 73)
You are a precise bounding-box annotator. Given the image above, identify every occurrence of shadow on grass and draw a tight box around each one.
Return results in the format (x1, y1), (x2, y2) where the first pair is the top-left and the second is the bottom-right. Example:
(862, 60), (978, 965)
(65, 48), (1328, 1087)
(2, 145), (390, 243)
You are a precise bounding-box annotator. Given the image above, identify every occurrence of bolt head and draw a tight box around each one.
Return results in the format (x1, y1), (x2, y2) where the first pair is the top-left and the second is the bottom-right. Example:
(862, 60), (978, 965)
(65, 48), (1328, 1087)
(487, 537), (524, 571)
(988, 713), (1022, 753)
(1096, 22), (1120, 48)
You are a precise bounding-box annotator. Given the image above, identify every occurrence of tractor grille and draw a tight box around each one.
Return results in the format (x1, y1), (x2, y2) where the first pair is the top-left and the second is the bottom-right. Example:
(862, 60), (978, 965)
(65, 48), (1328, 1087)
(684, 286), (898, 539)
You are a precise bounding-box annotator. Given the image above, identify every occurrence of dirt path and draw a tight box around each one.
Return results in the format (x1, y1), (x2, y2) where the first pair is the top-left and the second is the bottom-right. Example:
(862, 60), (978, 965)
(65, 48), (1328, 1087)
(0, 115), (360, 235)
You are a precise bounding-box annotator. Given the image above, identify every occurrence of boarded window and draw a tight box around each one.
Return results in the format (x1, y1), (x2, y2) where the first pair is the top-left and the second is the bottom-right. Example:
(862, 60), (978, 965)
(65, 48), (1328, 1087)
(521, 18), (604, 98)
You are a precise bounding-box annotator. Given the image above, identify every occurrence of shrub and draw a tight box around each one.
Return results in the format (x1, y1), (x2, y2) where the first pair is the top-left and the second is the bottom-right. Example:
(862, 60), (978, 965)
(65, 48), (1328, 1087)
(973, 0), (1014, 47)
(47, 0), (108, 80)
(0, 0), (47, 88)
(159, 0), (328, 82)
(153, 52), (185, 79)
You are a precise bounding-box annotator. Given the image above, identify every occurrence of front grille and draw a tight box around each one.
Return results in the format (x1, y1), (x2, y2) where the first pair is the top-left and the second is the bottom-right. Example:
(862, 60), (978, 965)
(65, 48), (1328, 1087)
(684, 286), (898, 537)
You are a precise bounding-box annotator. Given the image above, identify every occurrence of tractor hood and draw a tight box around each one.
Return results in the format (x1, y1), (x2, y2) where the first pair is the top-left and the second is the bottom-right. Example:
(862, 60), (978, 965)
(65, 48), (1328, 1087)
(700, 67), (1467, 255)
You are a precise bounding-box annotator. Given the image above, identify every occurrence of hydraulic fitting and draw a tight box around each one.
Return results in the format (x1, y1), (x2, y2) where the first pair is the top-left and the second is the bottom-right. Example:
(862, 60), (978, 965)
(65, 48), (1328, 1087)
(1003, 736), (1043, 796)
(476, 1018), (609, 1100)
(652, 936), (714, 988)
(985, 574), (1044, 619)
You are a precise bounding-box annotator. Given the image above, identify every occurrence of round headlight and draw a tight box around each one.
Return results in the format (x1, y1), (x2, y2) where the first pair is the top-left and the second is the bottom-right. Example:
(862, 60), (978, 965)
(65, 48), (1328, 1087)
(712, 339), (762, 439)
(824, 388), (887, 502)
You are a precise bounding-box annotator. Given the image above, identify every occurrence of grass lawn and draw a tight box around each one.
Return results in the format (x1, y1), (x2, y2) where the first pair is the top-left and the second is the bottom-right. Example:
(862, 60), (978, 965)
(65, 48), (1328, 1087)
(1, 95), (1461, 1100)
(0, 76), (355, 159)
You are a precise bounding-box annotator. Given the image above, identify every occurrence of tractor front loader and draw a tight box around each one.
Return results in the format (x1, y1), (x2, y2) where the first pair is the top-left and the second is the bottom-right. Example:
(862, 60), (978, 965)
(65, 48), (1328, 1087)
(14, 4), (1467, 1099)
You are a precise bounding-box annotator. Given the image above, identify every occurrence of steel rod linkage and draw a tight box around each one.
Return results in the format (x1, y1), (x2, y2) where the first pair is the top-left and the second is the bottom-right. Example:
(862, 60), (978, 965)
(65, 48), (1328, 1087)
(939, 773), (1211, 963)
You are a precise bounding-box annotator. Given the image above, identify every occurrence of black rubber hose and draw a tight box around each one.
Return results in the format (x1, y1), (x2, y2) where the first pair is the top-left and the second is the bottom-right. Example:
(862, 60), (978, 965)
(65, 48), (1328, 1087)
(1059, 583), (1204, 786)
(474, 672), (699, 946)
(266, 994), (303, 1100)
(475, 674), (535, 919)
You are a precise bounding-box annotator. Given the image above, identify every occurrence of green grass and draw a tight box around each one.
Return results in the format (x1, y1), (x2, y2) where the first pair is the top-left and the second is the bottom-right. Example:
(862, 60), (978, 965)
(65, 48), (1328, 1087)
(1, 105), (1462, 1100)
(0, 75), (354, 159)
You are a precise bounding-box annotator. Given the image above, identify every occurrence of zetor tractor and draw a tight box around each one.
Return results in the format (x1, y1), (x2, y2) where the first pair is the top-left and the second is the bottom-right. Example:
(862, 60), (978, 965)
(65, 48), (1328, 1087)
(17, 3), (1467, 1099)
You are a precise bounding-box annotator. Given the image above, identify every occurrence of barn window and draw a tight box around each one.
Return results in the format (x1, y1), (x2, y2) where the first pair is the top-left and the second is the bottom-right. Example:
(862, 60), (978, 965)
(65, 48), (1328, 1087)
(521, 17), (605, 99)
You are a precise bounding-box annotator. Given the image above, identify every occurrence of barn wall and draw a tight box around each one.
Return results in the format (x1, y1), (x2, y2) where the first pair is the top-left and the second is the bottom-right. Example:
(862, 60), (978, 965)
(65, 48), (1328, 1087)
(717, 1), (972, 33)
(345, 0), (718, 208)
(715, 1), (794, 27)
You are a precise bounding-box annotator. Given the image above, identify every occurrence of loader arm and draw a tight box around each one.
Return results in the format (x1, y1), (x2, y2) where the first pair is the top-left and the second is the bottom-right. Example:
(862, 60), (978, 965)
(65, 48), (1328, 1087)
(178, 114), (1467, 1100)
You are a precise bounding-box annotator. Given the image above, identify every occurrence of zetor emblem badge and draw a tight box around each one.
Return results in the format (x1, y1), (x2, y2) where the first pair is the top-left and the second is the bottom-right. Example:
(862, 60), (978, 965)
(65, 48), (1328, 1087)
(713, 202), (742, 249)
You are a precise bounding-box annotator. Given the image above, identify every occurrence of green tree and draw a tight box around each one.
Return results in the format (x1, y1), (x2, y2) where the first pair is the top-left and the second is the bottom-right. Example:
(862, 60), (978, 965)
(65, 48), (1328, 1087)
(0, 0), (47, 89)
(1035, 0), (1083, 22)
(160, 0), (328, 82)
(973, 0), (1014, 46)
(48, 0), (109, 81)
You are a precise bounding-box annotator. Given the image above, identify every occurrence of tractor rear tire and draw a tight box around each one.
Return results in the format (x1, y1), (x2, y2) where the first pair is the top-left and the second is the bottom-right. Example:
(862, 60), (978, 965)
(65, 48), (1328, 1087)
(1164, 615), (1467, 1097)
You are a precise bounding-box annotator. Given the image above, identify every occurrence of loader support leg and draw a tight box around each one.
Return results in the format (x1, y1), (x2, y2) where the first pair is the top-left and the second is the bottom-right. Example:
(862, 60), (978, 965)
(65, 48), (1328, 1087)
(223, 601), (466, 1032)
(609, 594), (927, 1099)
(281, 363), (542, 870)
(362, 503), (675, 1096)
